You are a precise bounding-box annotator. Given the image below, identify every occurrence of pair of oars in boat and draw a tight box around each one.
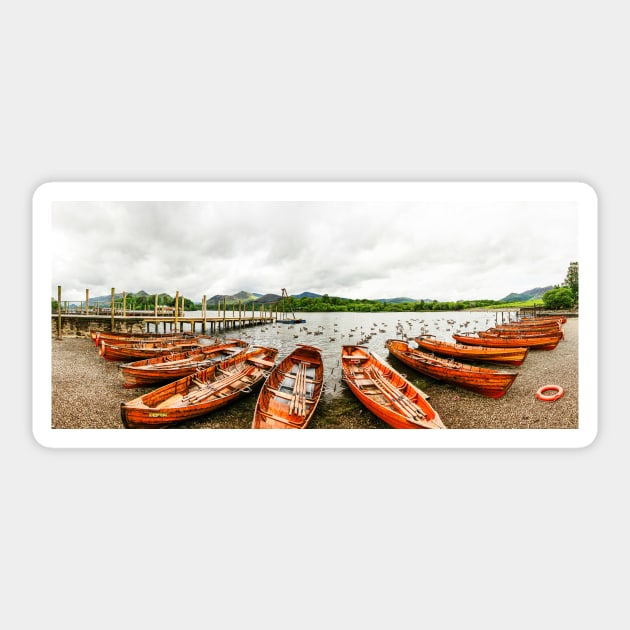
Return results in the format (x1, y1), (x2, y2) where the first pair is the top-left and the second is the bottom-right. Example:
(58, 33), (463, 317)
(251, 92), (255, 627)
(364, 366), (427, 424)
(288, 362), (309, 417)
(183, 369), (251, 404)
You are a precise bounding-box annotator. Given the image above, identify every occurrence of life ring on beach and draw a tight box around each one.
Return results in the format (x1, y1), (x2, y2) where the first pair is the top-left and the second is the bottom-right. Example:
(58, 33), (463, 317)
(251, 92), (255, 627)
(536, 385), (564, 402)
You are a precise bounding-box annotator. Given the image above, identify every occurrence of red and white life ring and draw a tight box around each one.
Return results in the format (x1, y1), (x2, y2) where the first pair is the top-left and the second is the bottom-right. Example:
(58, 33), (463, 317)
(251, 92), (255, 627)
(536, 385), (564, 402)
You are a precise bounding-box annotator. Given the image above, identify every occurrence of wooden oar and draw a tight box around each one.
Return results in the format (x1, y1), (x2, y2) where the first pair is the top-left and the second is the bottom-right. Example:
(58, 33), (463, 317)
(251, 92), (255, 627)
(182, 369), (249, 404)
(289, 361), (309, 416)
(365, 366), (427, 423)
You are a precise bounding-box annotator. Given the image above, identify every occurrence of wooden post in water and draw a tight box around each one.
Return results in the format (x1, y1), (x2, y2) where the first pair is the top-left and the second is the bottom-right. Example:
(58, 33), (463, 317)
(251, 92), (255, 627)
(153, 294), (158, 333)
(123, 291), (127, 317)
(202, 295), (207, 334)
(85, 289), (89, 315)
(223, 296), (227, 330)
(110, 288), (115, 332)
(57, 285), (62, 339)
(174, 291), (179, 333)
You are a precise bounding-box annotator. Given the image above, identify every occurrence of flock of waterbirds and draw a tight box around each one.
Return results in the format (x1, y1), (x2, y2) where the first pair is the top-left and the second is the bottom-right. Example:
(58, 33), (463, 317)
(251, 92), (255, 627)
(231, 315), (490, 346)
(222, 315), (497, 395)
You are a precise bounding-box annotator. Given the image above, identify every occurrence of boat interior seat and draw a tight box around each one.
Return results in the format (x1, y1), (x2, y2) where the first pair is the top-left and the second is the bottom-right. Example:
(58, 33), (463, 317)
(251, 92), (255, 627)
(343, 355), (368, 363)
(248, 357), (275, 368)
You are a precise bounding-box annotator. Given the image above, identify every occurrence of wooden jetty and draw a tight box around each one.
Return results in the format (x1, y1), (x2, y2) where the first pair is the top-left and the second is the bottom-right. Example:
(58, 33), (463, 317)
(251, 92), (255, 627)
(52, 286), (276, 339)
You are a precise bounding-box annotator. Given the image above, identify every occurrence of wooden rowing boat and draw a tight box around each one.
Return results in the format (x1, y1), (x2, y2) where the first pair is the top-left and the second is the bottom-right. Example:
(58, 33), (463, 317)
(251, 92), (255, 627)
(386, 339), (518, 399)
(478, 328), (564, 340)
(452, 332), (562, 351)
(120, 338), (250, 388)
(341, 345), (445, 429)
(414, 335), (529, 366)
(99, 338), (202, 361)
(519, 316), (567, 325)
(120, 346), (279, 428)
(252, 344), (324, 429)
(489, 322), (562, 333)
(89, 330), (194, 347)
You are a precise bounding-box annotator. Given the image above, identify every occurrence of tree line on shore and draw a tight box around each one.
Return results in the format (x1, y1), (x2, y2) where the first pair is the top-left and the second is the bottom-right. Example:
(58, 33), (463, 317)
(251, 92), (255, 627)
(53, 263), (579, 313)
(51, 292), (571, 314)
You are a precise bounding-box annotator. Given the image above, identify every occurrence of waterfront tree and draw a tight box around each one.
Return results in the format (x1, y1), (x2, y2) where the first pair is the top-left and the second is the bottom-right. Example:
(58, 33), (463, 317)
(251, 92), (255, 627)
(542, 286), (574, 309)
(563, 261), (579, 304)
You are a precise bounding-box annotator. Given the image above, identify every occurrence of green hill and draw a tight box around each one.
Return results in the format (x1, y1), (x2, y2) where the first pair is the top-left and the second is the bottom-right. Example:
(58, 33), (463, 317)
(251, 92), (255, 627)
(499, 286), (553, 303)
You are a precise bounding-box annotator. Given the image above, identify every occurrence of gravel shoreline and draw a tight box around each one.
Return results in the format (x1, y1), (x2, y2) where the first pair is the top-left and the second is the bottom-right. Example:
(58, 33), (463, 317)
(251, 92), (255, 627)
(51, 318), (578, 430)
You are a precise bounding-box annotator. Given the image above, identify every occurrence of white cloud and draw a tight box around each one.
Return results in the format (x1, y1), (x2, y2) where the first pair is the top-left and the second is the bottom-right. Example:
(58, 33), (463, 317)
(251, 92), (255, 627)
(52, 200), (579, 303)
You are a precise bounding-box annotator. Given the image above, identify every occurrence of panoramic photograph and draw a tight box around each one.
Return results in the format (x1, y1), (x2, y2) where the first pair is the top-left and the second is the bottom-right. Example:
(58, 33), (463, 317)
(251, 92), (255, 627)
(40, 184), (589, 444)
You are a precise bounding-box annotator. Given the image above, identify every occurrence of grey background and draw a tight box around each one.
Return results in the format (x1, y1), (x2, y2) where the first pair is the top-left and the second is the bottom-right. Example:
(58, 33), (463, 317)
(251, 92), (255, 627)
(3, 2), (623, 629)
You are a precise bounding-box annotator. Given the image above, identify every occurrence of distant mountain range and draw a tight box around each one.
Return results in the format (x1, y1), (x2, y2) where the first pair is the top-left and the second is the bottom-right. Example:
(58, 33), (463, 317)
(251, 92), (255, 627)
(205, 291), (262, 305)
(87, 290), (172, 305)
(85, 285), (553, 305)
(498, 286), (554, 303)
(293, 291), (321, 299)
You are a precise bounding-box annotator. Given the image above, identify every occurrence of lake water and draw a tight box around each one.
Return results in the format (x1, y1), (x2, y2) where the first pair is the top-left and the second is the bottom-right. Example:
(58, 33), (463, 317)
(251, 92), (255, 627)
(186, 309), (517, 402)
(143, 309), (522, 428)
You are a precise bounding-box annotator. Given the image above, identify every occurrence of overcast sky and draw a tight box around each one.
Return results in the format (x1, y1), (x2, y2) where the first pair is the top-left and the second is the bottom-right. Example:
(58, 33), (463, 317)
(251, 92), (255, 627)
(51, 200), (579, 303)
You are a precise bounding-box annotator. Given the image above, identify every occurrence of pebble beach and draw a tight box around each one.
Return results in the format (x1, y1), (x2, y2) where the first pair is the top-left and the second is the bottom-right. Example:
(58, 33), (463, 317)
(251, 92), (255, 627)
(51, 317), (578, 430)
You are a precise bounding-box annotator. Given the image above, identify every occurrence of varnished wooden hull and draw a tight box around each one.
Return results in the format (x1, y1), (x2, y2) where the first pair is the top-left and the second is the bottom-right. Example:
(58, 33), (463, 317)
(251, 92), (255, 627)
(120, 339), (250, 388)
(414, 336), (529, 366)
(121, 346), (279, 428)
(479, 328), (564, 340)
(341, 345), (445, 429)
(488, 322), (561, 334)
(452, 333), (562, 351)
(386, 339), (517, 399)
(476, 329), (564, 349)
(99, 339), (202, 361)
(90, 330), (193, 347)
(519, 316), (567, 325)
(252, 344), (324, 429)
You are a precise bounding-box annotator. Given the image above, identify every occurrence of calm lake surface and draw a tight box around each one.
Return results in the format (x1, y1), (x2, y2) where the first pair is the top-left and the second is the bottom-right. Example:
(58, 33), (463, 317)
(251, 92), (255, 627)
(170, 310), (518, 428)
